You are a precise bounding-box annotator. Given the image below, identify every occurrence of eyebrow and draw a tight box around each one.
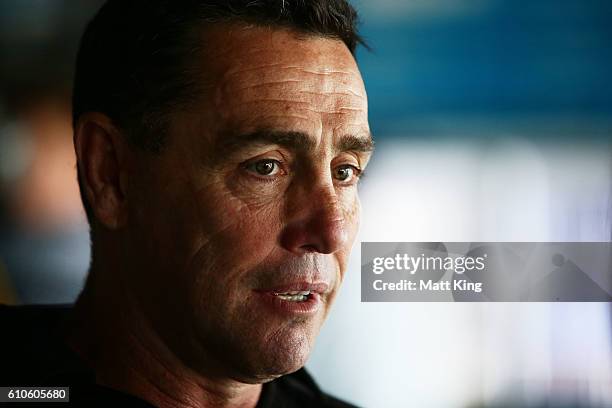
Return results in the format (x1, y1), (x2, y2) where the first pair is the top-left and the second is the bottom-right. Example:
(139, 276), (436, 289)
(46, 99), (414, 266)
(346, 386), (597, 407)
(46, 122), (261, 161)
(215, 129), (375, 158)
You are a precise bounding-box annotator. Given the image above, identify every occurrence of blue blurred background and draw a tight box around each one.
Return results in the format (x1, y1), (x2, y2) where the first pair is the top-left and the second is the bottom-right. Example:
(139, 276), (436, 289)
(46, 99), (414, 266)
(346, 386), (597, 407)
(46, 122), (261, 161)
(0, 1), (611, 407)
(358, 0), (612, 126)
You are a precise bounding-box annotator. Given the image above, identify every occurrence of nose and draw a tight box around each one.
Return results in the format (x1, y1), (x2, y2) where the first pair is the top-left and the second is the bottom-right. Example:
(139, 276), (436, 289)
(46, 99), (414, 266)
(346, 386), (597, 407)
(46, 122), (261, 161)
(280, 183), (349, 255)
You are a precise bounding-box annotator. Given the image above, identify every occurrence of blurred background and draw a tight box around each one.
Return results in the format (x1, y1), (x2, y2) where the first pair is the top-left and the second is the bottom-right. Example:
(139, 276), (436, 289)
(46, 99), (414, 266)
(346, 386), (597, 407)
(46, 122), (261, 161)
(0, 1), (610, 407)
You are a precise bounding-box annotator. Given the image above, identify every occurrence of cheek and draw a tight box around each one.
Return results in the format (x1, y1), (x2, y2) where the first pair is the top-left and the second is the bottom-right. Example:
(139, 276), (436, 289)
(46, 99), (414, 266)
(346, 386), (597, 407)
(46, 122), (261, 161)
(187, 181), (284, 271)
(332, 189), (361, 281)
(340, 188), (361, 242)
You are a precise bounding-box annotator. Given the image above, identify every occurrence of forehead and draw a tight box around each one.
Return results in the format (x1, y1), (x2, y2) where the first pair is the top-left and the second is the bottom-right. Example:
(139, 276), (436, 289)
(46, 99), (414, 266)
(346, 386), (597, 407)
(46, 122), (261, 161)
(196, 24), (369, 145)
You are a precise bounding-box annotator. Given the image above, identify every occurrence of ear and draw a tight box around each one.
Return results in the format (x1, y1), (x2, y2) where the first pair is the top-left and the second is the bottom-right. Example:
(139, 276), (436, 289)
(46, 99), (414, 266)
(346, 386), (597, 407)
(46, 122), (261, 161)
(74, 113), (130, 229)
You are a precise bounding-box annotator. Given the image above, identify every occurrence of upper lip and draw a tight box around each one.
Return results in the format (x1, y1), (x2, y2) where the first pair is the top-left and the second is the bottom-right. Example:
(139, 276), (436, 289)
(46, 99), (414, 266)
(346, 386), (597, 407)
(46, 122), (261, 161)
(257, 282), (330, 295)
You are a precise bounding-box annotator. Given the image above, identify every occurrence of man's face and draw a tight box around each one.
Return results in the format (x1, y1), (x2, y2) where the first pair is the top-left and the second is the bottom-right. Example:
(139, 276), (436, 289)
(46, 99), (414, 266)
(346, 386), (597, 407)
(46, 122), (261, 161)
(124, 25), (372, 382)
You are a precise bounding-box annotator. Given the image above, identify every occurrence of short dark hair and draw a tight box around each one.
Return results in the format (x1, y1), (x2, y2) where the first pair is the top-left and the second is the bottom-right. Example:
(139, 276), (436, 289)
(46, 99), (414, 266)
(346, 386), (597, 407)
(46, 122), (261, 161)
(73, 0), (365, 225)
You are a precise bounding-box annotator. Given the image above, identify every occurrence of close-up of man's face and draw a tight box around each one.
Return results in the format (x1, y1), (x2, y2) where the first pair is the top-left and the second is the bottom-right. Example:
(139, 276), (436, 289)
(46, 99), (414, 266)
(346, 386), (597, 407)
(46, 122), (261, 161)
(118, 25), (372, 383)
(4, 2), (612, 407)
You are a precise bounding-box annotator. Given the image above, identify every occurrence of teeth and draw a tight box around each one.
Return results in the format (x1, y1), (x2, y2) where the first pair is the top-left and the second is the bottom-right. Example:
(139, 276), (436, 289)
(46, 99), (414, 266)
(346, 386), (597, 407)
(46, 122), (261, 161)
(274, 291), (311, 302)
(275, 291), (311, 296)
(277, 294), (307, 302)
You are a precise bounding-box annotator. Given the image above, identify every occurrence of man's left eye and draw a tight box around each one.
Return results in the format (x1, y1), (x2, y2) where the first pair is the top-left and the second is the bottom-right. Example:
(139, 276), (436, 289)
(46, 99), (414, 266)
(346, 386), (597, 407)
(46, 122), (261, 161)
(333, 165), (361, 183)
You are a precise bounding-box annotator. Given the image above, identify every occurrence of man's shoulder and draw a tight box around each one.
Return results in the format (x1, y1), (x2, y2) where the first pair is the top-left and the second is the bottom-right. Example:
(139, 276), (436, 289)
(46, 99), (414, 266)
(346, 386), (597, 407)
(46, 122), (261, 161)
(0, 303), (72, 347)
(263, 368), (359, 408)
(0, 302), (71, 322)
(0, 303), (85, 385)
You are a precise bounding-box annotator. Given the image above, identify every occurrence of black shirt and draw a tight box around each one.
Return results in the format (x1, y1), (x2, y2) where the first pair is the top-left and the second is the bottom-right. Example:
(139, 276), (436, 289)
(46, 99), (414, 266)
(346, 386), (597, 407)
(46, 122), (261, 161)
(0, 304), (357, 407)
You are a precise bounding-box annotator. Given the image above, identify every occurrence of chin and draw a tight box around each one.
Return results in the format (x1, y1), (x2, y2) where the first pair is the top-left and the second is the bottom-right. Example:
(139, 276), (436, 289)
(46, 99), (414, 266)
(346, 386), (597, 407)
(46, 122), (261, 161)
(235, 324), (316, 382)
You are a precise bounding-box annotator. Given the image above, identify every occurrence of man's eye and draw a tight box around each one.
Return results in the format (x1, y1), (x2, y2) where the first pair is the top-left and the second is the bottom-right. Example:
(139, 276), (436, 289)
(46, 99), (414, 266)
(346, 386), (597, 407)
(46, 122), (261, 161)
(246, 159), (281, 176)
(334, 165), (361, 183)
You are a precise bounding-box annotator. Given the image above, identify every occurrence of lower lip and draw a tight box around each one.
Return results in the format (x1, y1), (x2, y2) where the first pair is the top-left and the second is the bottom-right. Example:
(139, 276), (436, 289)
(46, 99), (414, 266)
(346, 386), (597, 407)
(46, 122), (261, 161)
(255, 291), (322, 315)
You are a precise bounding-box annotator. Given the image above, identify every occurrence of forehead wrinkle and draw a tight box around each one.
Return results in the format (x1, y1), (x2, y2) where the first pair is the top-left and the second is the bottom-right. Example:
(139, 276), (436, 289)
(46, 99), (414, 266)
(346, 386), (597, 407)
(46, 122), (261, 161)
(213, 130), (317, 161)
(220, 64), (366, 97)
(227, 65), (356, 78)
(228, 100), (365, 116)
(218, 40), (358, 72)
(293, 89), (363, 98)
(225, 76), (367, 113)
(290, 67), (355, 77)
(225, 74), (365, 100)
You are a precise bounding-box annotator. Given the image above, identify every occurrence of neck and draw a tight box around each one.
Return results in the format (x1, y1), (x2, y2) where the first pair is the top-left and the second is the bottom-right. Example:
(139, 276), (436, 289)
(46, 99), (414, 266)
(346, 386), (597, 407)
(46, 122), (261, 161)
(67, 260), (262, 408)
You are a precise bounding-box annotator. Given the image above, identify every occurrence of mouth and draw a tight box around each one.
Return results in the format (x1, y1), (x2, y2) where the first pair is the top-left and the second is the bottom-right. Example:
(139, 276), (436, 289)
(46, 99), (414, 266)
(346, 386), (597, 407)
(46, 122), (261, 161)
(255, 282), (329, 315)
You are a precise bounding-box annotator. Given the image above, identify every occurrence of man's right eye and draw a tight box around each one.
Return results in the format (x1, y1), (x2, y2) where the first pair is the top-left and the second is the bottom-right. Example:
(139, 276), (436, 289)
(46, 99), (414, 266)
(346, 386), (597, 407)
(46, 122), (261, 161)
(245, 159), (282, 176)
